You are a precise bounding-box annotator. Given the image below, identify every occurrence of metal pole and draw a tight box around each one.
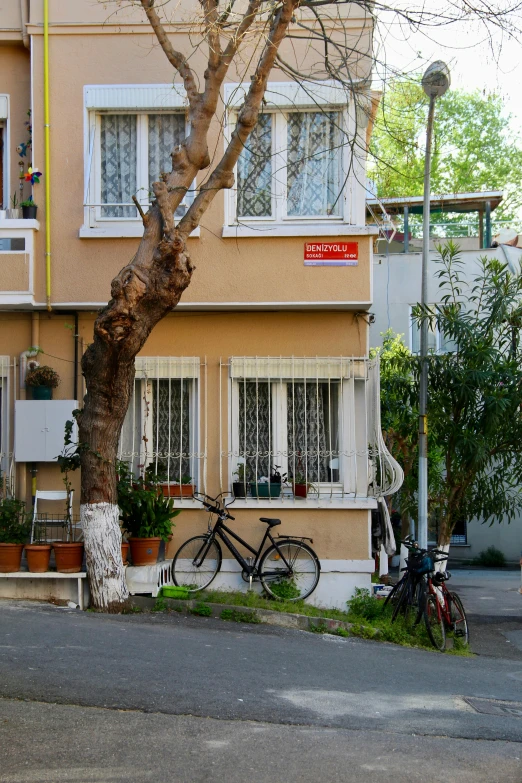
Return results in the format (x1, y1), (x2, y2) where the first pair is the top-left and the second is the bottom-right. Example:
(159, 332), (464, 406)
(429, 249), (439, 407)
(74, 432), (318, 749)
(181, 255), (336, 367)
(418, 95), (436, 551)
(485, 201), (492, 248)
(403, 206), (409, 253)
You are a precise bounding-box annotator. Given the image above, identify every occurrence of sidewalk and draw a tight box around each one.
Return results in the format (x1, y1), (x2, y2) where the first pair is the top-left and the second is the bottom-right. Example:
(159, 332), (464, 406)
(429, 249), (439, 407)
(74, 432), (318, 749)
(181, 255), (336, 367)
(449, 568), (522, 659)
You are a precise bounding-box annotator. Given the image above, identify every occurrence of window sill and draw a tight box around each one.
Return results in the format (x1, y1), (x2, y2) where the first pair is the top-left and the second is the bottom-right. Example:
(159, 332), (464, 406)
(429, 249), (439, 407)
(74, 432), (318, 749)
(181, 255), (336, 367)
(222, 223), (379, 239)
(0, 219), (40, 231)
(79, 225), (200, 239)
(224, 497), (378, 510)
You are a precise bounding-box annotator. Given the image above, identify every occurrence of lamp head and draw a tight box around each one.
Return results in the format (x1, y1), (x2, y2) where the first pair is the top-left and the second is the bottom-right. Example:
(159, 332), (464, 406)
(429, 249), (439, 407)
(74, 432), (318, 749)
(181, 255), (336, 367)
(422, 61), (450, 99)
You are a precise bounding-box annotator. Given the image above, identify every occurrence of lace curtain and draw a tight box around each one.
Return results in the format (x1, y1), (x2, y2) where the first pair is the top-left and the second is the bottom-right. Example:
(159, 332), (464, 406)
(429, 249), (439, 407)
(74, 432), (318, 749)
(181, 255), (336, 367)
(287, 111), (341, 217)
(238, 381), (271, 481)
(101, 114), (137, 218)
(152, 379), (191, 480)
(237, 113), (272, 218)
(287, 382), (339, 482)
(148, 114), (188, 216)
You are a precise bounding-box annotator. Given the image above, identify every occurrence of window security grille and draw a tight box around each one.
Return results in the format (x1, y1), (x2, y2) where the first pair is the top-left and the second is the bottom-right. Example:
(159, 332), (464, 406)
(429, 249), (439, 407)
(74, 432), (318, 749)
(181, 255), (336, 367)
(221, 357), (402, 500)
(118, 357), (206, 493)
(235, 110), (343, 221)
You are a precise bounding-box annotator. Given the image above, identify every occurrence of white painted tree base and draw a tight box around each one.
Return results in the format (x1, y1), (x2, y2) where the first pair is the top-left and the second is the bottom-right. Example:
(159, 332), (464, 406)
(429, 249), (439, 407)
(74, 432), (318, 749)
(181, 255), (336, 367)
(81, 502), (129, 609)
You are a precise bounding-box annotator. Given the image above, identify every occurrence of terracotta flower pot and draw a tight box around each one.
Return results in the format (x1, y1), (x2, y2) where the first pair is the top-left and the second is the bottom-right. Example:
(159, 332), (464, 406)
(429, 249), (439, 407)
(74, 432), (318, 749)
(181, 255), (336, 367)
(121, 542), (130, 564)
(129, 537), (161, 566)
(0, 543), (24, 573)
(25, 544), (52, 573)
(53, 542), (84, 573)
(161, 484), (194, 498)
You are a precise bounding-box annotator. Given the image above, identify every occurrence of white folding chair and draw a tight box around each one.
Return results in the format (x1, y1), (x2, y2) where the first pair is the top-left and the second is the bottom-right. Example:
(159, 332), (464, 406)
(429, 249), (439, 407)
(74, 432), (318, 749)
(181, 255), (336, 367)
(31, 490), (75, 543)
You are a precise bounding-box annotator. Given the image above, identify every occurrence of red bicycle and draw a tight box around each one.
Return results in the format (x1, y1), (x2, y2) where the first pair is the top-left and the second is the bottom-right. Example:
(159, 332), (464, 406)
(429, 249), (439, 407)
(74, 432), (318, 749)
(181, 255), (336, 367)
(423, 565), (469, 651)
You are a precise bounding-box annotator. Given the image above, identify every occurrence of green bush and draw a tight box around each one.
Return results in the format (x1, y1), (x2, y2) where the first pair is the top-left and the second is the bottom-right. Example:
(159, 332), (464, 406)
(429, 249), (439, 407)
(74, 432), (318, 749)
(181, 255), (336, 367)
(472, 546), (506, 567)
(191, 602), (212, 617)
(0, 498), (30, 544)
(116, 461), (181, 541)
(346, 588), (383, 622)
(220, 608), (260, 623)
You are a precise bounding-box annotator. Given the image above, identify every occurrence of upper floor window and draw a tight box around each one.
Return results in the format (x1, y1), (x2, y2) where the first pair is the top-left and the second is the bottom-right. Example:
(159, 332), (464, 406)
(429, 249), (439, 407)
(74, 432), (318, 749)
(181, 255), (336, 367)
(223, 81), (367, 235)
(236, 110), (342, 221)
(99, 113), (187, 219)
(82, 85), (193, 237)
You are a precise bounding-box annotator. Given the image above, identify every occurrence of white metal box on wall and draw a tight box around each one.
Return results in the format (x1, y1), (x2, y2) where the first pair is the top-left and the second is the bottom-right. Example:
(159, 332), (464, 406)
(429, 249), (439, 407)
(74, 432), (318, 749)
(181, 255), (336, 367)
(14, 401), (78, 462)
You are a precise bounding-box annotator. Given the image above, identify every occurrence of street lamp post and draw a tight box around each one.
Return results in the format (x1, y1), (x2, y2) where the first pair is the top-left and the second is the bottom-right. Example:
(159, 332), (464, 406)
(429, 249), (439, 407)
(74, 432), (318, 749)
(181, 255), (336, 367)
(418, 61), (450, 550)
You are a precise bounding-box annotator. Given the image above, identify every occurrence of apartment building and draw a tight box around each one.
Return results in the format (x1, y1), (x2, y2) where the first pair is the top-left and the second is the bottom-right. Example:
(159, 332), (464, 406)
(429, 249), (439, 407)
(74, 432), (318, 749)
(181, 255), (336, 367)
(0, 0), (400, 607)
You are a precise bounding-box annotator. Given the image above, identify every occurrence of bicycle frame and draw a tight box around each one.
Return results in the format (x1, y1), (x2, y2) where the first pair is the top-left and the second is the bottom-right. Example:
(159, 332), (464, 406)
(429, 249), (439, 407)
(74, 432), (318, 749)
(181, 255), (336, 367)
(193, 513), (293, 577)
(427, 579), (452, 624)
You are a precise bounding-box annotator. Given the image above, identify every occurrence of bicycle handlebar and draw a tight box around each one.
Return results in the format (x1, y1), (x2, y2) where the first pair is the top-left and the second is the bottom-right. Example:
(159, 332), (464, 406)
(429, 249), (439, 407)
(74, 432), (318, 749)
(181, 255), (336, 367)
(193, 491), (235, 520)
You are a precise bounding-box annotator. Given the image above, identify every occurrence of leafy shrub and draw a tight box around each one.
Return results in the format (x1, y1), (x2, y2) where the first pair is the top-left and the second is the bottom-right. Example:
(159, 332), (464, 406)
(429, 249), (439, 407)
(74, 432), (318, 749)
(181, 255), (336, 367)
(117, 461), (180, 541)
(270, 579), (301, 600)
(220, 608), (260, 623)
(25, 365), (60, 388)
(346, 588), (383, 622)
(191, 602), (212, 617)
(472, 546), (506, 567)
(0, 498), (30, 544)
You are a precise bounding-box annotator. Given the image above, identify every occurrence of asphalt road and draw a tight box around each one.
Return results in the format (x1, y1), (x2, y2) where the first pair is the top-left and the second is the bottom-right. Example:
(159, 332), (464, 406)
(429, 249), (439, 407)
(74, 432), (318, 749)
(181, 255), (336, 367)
(1, 599), (522, 782)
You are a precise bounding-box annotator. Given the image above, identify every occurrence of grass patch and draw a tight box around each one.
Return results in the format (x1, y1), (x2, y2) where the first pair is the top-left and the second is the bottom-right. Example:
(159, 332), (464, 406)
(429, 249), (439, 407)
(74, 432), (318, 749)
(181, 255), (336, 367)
(198, 589), (352, 622)
(190, 602), (212, 617)
(346, 588), (474, 655)
(152, 598), (168, 612)
(221, 608), (260, 624)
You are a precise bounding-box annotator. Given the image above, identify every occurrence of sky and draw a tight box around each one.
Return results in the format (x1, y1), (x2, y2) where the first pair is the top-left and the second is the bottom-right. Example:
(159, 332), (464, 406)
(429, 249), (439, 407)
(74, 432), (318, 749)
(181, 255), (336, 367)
(374, 2), (522, 122)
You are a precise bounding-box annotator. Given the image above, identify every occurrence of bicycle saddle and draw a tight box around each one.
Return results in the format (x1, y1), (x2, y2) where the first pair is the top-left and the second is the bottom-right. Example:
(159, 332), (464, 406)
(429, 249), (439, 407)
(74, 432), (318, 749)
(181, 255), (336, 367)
(259, 517), (281, 527)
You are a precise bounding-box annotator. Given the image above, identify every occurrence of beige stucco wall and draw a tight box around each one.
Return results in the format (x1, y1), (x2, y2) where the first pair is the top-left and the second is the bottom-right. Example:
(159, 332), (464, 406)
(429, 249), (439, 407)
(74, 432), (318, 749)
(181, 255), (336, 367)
(26, 11), (372, 307)
(0, 252), (30, 290)
(0, 45), (30, 209)
(165, 508), (371, 561)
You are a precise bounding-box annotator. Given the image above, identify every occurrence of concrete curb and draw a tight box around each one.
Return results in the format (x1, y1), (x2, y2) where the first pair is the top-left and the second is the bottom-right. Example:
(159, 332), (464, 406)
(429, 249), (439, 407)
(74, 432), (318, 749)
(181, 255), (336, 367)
(129, 595), (361, 635)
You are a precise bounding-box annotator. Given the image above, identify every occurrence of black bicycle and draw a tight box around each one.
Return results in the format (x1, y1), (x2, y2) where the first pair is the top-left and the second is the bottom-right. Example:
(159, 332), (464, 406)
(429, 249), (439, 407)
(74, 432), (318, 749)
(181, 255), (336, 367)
(171, 492), (321, 601)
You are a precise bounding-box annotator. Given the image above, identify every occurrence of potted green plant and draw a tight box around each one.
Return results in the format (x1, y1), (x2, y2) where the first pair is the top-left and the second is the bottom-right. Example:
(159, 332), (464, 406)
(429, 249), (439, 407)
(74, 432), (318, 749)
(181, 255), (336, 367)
(250, 466), (286, 499)
(147, 462), (195, 498)
(7, 194), (21, 219)
(24, 517), (52, 573)
(170, 474), (195, 498)
(117, 462), (181, 566)
(232, 461), (247, 498)
(21, 197), (37, 220)
(291, 471), (317, 498)
(25, 365), (60, 400)
(0, 498), (30, 573)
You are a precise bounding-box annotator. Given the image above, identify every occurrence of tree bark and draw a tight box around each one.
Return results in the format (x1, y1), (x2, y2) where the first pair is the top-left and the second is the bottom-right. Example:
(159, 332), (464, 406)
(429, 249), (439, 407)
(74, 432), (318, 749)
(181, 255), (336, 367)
(77, 0), (298, 610)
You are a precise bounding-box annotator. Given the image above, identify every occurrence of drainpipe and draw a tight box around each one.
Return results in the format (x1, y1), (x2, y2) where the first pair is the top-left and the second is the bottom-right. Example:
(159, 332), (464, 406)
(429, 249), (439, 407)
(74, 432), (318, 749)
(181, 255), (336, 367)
(20, 0), (30, 49)
(44, 0), (52, 311)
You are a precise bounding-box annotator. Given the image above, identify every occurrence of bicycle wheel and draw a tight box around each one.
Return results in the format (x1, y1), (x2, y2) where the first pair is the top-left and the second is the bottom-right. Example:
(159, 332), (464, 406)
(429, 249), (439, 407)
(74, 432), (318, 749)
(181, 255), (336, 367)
(172, 536), (222, 593)
(449, 592), (469, 646)
(392, 576), (417, 625)
(383, 578), (404, 610)
(424, 594), (446, 651)
(259, 539), (320, 601)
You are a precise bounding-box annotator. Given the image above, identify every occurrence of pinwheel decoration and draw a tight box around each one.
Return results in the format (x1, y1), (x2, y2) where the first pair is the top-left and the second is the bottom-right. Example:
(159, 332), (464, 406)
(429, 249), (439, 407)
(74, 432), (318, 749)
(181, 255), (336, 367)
(24, 167), (42, 185)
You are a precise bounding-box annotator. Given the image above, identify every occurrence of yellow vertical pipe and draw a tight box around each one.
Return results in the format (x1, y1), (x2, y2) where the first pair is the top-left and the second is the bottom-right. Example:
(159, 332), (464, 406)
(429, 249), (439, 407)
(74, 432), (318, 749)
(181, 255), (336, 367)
(44, 0), (51, 310)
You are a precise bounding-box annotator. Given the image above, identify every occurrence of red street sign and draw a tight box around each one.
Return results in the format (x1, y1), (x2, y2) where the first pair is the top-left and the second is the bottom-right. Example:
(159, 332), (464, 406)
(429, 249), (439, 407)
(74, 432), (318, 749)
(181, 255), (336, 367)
(304, 241), (359, 266)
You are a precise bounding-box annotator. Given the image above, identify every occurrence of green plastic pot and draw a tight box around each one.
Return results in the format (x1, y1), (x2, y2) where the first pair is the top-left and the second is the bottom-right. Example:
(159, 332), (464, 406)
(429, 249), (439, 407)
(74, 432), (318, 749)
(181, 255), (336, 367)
(31, 386), (53, 400)
(250, 482), (281, 498)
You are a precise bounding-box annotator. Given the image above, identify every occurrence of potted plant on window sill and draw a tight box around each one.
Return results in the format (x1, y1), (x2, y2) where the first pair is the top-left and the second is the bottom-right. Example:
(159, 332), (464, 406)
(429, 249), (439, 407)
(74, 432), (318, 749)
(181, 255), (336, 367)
(25, 364), (60, 400)
(232, 461), (247, 498)
(6, 194), (21, 219)
(292, 472), (318, 499)
(117, 462), (181, 566)
(167, 474), (195, 498)
(0, 498), (30, 572)
(21, 198), (37, 220)
(250, 466), (286, 499)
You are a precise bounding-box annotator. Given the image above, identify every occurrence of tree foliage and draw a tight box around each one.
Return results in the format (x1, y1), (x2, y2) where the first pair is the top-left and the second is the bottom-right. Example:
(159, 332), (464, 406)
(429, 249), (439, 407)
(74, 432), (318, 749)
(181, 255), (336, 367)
(379, 243), (522, 545)
(369, 79), (522, 221)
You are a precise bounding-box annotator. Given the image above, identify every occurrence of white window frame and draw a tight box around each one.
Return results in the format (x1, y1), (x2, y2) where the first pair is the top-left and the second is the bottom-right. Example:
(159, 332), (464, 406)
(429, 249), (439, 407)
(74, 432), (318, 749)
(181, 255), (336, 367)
(0, 356), (11, 480)
(119, 357), (201, 491)
(223, 81), (368, 236)
(228, 357), (364, 498)
(81, 85), (198, 238)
